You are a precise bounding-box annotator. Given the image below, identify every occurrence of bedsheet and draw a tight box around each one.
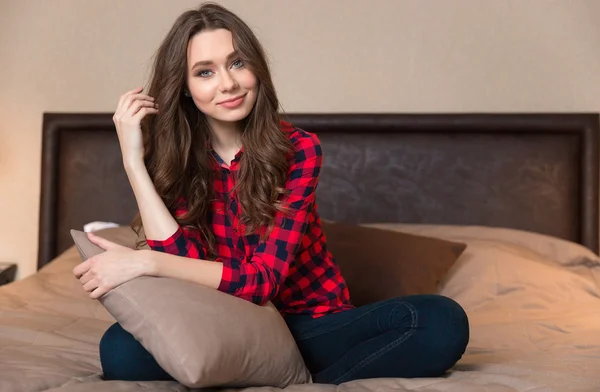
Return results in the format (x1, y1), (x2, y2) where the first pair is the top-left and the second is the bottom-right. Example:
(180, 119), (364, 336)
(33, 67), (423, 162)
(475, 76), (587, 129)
(2, 224), (600, 392)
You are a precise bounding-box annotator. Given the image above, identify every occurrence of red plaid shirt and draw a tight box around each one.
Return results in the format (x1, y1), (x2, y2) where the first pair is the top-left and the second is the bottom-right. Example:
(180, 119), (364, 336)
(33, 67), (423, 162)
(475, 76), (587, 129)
(146, 121), (354, 318)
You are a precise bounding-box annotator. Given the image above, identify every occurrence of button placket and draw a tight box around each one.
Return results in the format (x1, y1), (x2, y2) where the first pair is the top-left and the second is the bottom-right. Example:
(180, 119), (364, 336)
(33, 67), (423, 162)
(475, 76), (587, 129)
(230, 196), (238, 234)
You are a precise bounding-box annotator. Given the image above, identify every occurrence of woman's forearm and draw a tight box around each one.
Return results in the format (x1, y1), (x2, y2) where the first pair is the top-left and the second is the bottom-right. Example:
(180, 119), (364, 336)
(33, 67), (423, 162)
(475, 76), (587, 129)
(142, 249), (223, 289)
(124, 159), (180, 241)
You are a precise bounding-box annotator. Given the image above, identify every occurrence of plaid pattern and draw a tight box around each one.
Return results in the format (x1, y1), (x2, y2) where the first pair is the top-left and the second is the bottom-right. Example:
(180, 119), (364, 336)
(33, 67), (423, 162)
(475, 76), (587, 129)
(146, 121), (354, 317)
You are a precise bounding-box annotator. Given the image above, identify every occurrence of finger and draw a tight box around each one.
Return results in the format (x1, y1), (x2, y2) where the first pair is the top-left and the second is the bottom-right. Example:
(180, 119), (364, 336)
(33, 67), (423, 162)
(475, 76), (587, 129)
(132, 107), (159, 122)
(83, 278), (99, 292)
(117, 86), (144, 110)
(90, 285), (108, 299)
(116, 94), (155, 117)
(125, 93), (155, 106)
(126, 100), (158, 117)
(122, 93), (155, 111)
(79, 271), (94, 285)
(73, 260), (91, 278)
(87, 233), (126, 251)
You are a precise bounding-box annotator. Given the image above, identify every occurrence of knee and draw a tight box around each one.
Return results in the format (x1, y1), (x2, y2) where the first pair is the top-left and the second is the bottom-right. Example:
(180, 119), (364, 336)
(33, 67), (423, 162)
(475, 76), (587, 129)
(100, 323), (157, 381)
(408, 295), (470, 375)
(437, 296), (469, 354)
(99, 322), (125, 359)
(99, 323), (131, 380)
(429, 295), (469, 336)
(99, 323), (173, 382)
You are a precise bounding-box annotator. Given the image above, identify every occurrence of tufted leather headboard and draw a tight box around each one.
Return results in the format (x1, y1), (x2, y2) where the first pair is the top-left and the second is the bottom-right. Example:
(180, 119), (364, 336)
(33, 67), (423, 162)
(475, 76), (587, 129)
(38, 112), (600, 269)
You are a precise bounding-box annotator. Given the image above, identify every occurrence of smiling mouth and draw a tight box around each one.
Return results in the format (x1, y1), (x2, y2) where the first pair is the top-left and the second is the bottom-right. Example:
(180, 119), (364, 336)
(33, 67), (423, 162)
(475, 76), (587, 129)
(218, 94), (246, 108)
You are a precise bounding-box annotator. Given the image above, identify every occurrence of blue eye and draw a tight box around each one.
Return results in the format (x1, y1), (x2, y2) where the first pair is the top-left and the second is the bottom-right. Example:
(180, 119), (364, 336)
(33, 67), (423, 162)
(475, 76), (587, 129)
(232, 59), (244, 69)
(197, 70), (213, 77)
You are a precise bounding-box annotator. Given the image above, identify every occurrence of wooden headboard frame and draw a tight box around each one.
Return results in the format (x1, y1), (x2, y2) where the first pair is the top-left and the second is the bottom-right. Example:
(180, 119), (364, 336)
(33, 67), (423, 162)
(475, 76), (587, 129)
(38, 112), (600, 269)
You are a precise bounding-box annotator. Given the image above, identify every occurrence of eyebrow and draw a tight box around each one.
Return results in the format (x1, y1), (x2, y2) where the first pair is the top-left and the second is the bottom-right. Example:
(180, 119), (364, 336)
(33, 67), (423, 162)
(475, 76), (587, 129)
(190, 51), (239, 70)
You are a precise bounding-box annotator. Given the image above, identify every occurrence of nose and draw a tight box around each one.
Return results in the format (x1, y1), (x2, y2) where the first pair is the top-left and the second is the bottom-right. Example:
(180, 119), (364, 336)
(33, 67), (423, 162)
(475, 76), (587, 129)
(219, 70), (237, 92)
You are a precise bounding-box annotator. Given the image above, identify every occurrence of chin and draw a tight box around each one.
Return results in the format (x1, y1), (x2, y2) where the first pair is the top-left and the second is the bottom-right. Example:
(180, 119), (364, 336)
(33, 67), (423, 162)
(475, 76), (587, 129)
(214, 103), (255, 123)
(211, 110), (250, 124)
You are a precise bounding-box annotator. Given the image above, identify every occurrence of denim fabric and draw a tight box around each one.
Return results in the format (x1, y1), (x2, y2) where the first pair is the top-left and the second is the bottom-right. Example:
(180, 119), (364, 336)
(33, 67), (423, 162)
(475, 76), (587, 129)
(99, 294), (469, 385)
(99, 323), (174, 381)
(284, 294), (469, 384)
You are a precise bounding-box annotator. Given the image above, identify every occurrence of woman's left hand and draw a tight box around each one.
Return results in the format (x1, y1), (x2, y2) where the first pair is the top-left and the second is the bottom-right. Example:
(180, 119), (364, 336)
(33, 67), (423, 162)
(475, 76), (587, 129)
(73, 232), (152, 299)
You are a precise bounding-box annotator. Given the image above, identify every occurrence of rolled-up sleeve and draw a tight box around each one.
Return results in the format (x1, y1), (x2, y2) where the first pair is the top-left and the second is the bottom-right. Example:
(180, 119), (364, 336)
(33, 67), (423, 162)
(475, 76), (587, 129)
(146, 198), (208, 260)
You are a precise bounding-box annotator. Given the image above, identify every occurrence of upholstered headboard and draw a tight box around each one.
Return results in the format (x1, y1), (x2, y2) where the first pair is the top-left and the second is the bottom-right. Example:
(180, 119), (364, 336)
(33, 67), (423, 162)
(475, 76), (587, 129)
(38, 113), (600, 269)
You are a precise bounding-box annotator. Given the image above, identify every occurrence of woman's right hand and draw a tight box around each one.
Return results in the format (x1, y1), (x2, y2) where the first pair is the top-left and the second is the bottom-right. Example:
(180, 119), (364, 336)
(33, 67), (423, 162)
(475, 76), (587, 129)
(112, 86), (159, 166)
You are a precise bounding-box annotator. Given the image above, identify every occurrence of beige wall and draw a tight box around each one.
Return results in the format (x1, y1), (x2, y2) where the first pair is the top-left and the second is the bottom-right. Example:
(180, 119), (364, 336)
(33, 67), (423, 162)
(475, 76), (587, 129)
(1, 0), (599, 280)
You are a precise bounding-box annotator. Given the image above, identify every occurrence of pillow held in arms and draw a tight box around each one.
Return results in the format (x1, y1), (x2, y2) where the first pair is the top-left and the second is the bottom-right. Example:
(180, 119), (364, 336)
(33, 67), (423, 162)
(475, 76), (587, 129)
(70, 228), (312, 389)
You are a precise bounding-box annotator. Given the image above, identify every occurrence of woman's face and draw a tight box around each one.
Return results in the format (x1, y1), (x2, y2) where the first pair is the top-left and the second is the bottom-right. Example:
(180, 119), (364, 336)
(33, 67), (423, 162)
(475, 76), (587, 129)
(186, 28), (258, 128)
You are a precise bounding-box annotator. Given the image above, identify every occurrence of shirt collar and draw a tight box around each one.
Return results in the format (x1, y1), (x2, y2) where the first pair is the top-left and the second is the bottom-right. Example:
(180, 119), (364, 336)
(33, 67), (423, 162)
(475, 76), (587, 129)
(207, 139), (244, 169)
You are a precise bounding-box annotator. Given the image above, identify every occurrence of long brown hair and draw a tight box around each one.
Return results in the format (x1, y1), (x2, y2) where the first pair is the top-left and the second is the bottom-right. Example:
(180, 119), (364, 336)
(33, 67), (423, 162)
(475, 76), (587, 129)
(131, 2), (293, 256)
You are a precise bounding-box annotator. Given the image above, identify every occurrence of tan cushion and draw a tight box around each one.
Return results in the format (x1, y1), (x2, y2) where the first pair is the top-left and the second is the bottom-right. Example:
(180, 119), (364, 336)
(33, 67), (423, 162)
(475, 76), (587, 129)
(70, 228), (312, 389)
(320, 221), (467, 307)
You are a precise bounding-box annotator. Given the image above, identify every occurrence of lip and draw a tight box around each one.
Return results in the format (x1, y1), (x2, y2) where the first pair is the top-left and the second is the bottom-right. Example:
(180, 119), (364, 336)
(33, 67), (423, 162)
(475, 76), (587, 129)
(218, 94), (246, 107)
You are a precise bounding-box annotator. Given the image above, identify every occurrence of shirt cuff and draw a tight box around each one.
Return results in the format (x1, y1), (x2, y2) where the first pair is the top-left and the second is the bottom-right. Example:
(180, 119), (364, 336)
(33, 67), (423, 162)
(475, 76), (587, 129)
(217, 256), (242, 294)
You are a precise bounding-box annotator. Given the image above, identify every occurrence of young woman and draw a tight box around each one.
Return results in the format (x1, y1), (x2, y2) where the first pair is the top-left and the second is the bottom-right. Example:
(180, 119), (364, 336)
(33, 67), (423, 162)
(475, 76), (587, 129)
(73, 2), (469, 385)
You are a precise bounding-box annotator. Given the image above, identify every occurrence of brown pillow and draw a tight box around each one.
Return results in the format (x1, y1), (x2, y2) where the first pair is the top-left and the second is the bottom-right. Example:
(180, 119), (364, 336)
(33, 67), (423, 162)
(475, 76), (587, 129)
(70, 228), (312, 389)
(320, 221), (467, 307)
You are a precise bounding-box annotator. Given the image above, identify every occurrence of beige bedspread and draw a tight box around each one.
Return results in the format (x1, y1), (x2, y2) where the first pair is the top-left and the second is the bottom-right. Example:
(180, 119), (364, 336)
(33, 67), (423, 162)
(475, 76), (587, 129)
(2, 224), (600, 392)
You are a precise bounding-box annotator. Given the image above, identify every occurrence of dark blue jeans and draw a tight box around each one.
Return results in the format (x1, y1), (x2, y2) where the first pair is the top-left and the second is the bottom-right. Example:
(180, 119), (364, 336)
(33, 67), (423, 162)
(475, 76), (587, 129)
(99, 294), (469, 384)
(99, 323), (174, 382)
(284, 294), (469, 384)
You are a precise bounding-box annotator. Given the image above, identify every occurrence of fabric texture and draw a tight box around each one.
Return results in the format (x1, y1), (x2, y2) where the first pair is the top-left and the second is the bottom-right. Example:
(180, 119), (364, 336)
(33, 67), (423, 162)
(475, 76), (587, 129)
(284, 294), (469, 384)
(5, 225), (600, 391)
(320, 220), (467, 307)
(70, 228), (312, 389)
(146, 122), (353, 318)
(99, 323), (175, 382)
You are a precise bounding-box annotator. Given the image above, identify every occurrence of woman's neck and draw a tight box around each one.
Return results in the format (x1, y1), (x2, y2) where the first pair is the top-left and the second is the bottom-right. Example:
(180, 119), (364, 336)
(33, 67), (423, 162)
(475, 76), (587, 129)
(208, 118), (243, 152)
(207, 117), (243, 166)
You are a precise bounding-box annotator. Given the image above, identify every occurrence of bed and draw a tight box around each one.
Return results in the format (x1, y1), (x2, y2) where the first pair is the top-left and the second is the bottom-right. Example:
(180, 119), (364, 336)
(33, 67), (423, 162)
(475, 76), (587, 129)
(1, 112), (600, 392)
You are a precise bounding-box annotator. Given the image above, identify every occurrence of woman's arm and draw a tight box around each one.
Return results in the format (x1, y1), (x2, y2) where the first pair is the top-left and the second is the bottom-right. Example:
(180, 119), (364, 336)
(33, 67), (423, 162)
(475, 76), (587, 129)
(77, 233), (222, 299)
(112, 86), (180, 242)
(145, 249), (224, 289)
(124, 160), (180, 241)
(112, 88), (207, 257)
(125, 160), (209, 259)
